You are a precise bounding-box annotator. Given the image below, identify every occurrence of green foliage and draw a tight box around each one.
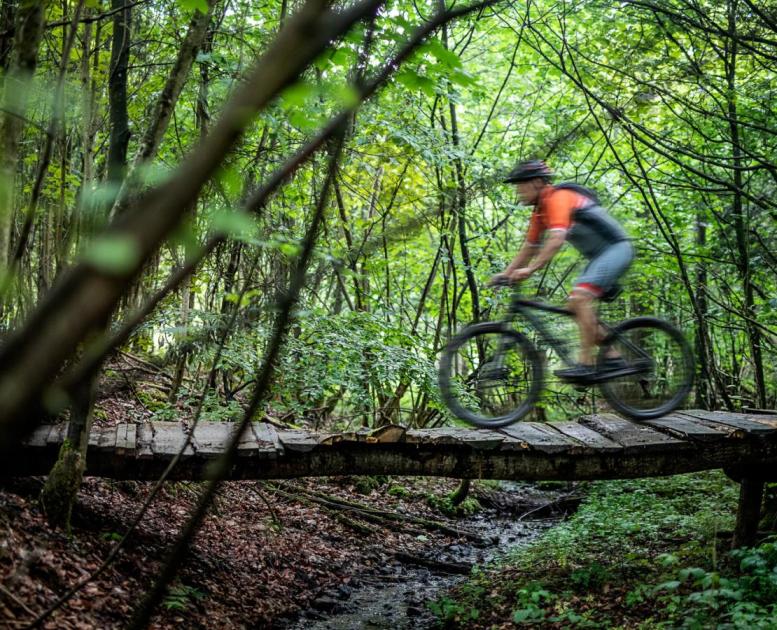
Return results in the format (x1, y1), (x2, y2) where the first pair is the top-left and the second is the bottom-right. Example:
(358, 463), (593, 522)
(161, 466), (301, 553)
(387, 484), (411, 498)
(101, 531), (123, 543)
(433, 472), (749, 627)
(511, 582), (554, 623)
(569, 562), (613, 592)
(83, 235), (141, 274)
(428, 593), (482, 624)
(163, 584), (206, 612)
(649, 542), (777, 628)
(427, 493), (481, 517)
(353, 475), (389, 495)
(269, 311), (442, 424)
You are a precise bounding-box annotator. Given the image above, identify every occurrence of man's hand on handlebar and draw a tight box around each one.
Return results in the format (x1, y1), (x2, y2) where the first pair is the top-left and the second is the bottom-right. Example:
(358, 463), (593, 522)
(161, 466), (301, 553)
(488, 267), (533, 288)
(488, 273), (509, 287)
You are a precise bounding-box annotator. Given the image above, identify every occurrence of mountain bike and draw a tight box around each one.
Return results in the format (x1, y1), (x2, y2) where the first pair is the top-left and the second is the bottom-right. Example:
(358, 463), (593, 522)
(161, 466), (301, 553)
(438, 282), (694, 428)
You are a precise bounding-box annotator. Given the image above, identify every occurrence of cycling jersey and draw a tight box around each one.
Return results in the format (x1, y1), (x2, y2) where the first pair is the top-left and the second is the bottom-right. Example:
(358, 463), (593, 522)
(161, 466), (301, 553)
(526, 186), (629, 259)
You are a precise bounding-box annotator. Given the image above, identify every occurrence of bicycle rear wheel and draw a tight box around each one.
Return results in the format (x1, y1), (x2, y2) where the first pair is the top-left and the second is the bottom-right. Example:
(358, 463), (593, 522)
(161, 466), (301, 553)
(598, 316), (694, 420)
(438, 322), (543, 428)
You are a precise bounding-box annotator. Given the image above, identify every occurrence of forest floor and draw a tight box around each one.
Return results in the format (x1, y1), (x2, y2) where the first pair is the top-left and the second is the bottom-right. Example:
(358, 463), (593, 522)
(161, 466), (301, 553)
(0, 473), (576, 629)
(0, 358), (581, 628)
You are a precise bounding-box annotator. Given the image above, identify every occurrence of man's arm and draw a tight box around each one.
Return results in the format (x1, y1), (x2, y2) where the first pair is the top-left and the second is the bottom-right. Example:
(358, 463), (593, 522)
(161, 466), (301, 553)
(508, 230), (566, 281)
(527, 230), (565, 272)
(488, 239), (538, 286)
(505, 240), (539, 273)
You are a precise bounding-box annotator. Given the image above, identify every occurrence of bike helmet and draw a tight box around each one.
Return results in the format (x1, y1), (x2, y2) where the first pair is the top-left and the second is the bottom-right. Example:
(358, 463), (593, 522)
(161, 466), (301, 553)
(503, 159), (554, 183)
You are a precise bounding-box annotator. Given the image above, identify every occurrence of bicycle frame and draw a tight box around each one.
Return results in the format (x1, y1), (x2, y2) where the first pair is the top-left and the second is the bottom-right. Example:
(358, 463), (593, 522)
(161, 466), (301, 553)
(499, 288), (647, 370)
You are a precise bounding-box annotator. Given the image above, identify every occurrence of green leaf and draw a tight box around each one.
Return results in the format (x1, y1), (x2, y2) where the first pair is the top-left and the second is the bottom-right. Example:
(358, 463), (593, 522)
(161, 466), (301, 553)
(134, 162), (171, 187)
(178, 0), (209, 13)
(396, 70), (436, 97)
(281, 81), (316, 109)
(422, 39), (462, 68)
(83, 235), (141, 274)
(330, 47), (356, 68)
(218, 166), (242, 198)
(278, 241), (301, 258)
(209, 210), (257, 241)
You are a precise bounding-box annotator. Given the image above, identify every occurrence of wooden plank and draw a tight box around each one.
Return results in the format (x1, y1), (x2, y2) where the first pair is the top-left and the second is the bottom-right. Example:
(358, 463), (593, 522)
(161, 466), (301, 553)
(237, 423), (283, 456)
(405, 428), (504, 450)
(368, 425), (407, 444)
(680, 410), (774, 436)
(135, 423), (154, 459)
(88, 425), (120, 450)
(191, 422), (231, 455)
(24, 424), (54, 448)
(152, 423), (195, 456)
(498, 423), (581, 454)
(255, 423), (283, 454)
(552, 421), (622, 452)
(320, 428), (372, 445)
(320, 425), (408, 446)
(96, 425), (118, 452)
(277, 430), (324, 453)
(737, 413), (777, 430)
(47, 422), (68, 446)
(643, 413), (727, 443)
(578, 414), (686, 452)
(115, 423), (137, 454)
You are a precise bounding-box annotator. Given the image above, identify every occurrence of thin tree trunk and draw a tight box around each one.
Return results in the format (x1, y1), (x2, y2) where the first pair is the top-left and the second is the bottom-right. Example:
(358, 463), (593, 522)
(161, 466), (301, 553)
(726, 0), (767, 408)
(0, 0), (15, 72)
(0, 2), (48, 266)
(110, 0), (217, 218)
(107, 0), (132, 185)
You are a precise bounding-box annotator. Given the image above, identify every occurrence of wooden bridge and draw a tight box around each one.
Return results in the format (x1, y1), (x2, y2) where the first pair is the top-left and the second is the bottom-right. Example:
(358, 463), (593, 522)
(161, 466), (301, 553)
(5, 409), (777, 546)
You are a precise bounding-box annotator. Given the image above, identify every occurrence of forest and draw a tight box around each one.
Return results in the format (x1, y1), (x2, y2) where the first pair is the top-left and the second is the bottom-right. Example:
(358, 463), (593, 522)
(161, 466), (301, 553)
(0, 0), (776, 627)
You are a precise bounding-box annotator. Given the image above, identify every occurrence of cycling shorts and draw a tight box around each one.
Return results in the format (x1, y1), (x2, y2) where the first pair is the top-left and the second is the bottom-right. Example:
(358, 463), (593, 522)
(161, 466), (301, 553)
(573, 240), (634, 297)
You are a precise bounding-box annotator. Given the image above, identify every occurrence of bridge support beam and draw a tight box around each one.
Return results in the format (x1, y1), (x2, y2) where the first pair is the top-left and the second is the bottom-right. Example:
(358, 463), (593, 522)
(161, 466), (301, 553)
(733, 477), (764, 549)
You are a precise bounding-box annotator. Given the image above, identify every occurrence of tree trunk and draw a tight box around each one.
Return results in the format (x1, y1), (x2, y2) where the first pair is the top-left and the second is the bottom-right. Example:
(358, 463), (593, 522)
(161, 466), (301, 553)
(39, 371), (97, 530)
(110, 0), (217, 218)
(0, 2), (48, 266)
(0, 0), (15, 72)
(726, 1), (766, 409)
(107, 0), (132, 185)
(694, 208), (713, 408)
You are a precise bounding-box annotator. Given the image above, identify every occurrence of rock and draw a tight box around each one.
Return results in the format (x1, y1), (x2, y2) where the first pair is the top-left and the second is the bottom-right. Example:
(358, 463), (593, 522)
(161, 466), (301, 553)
(336, 584), (352, 600)
(312, 596), (340, 612)
(407, 604), (424, 616)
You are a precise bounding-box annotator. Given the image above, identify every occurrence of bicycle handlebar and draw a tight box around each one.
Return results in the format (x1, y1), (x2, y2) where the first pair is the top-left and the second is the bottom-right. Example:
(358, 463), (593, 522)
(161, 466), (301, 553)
(488, 275), (522, 289)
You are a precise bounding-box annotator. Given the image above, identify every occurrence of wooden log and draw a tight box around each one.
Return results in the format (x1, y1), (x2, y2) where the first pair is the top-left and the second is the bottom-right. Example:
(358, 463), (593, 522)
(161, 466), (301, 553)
(405, 427), (505, 450)
(276, 429), (322, 453)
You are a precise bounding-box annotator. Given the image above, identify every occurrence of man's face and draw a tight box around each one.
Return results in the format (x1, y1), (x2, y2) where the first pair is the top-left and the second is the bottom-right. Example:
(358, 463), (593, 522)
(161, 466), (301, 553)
(516, 179), (543, 205)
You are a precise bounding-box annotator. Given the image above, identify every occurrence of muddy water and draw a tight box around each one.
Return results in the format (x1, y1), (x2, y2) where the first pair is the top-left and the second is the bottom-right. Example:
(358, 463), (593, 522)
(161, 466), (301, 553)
(282, 482), (571, 630)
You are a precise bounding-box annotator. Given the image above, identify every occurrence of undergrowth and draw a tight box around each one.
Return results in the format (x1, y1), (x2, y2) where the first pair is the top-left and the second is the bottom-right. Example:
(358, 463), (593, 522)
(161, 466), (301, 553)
(431, 472), (777, 628)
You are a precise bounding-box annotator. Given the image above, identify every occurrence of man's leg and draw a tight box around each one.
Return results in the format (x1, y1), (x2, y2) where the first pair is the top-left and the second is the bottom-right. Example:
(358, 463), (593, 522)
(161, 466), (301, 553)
(568, 288), (599, 366)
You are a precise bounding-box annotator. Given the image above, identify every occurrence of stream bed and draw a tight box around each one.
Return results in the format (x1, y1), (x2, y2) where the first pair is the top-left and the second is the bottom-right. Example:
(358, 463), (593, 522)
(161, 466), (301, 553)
(281, 481), (576, 629)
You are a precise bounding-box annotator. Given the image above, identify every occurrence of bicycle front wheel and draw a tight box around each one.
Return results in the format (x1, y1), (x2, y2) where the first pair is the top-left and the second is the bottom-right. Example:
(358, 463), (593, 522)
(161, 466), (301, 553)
(598, 316), (694, 420)
(438, 322), (543, 428)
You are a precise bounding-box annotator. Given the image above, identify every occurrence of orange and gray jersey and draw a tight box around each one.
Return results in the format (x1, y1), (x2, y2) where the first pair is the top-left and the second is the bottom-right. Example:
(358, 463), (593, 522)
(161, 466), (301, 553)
(526, 186), (629, 259)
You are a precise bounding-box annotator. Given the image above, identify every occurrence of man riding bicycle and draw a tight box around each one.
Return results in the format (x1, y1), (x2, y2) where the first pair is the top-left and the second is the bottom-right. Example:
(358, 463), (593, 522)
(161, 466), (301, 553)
(490, 159), (634, 382)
